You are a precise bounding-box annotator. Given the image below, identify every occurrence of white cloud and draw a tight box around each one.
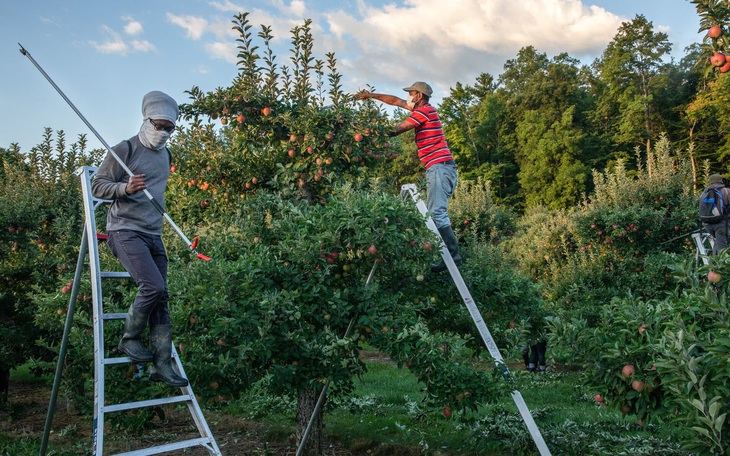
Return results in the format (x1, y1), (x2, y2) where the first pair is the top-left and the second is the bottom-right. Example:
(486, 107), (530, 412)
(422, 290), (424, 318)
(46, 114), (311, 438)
(90, 22), (155, 55)
(205, 41), (238, 63)
(318, 0), (628, 101)
(167, 13), (209, 40)
(209, 0), (244, 13)
(130, 40), (155, 52)
(122, 17), (144, 36)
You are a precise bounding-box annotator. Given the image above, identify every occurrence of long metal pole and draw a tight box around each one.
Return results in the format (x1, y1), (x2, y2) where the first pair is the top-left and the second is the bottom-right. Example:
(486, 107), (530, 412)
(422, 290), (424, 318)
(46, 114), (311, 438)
(17, 43), (210, 261)
(295, 261), (378, 456)
(39, 228), (88, 456)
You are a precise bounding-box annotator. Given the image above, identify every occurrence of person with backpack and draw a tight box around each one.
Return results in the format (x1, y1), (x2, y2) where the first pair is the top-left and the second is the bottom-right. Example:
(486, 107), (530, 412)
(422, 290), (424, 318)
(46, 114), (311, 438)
(700, 173), (730, 255)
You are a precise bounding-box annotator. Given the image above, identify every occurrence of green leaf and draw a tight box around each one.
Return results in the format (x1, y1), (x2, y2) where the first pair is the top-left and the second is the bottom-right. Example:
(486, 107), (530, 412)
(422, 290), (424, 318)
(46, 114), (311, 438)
(708, 400), (720, 419)
(691, 399), (705, 412)
(715, 413), (726, 433)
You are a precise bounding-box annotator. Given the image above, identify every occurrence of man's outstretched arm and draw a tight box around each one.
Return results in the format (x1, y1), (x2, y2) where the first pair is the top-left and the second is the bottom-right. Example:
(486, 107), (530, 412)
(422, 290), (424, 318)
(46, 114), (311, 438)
(358, 92), (409, 110)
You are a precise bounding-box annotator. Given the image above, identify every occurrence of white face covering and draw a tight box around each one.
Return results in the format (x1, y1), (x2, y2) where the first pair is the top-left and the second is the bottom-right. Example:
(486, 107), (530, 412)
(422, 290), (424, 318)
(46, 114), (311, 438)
(406, 95), (416, 109)
(138, 120), (172, 150)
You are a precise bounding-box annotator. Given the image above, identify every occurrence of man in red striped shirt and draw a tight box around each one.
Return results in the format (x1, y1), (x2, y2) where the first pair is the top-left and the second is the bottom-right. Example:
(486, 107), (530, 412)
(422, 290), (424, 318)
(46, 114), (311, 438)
(359, 81), (462, 273)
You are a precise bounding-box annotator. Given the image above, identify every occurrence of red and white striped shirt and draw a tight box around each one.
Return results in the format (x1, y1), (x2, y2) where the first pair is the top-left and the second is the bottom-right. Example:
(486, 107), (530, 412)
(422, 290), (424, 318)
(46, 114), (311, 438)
(406, 104), (454, 169)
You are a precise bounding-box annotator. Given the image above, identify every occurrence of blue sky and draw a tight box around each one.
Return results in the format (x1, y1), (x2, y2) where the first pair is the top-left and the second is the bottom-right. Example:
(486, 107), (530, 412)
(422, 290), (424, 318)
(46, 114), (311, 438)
(2, 0), (701, 153)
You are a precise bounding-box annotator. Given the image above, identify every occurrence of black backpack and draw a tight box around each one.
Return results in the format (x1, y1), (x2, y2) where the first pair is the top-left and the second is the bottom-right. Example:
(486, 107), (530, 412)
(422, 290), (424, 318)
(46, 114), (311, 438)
(699, 186), (726, 224)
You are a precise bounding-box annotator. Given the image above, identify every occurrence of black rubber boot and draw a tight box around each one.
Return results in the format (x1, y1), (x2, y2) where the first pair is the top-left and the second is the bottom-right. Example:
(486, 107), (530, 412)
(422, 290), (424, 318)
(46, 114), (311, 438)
(431, 226), (463, 273)
(149, 324), (189, 387)
(118, 307), (153, 363)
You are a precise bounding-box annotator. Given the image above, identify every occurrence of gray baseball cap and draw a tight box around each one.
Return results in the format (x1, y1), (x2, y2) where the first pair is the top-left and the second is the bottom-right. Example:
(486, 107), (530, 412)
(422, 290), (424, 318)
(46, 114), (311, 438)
(403, 81), (433, 97)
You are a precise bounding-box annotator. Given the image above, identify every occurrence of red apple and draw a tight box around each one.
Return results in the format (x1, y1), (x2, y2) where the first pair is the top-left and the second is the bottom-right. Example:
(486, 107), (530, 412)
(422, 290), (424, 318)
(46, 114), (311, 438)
(621, 364), (635, 379)
(325, 133), (334, 141)
(708, 270), (722, 283)
(170, 165), (177, 173)
(237, 114), (245, 123)
(354, 133), (364, 142)
(631, 380), (645, 392)
(423, 242), (432, 250)
(368, 245), (377, 255)
(720, 60), (730, 73)
(442, 405), (452, 418)
(288, 149), (296, 158)
(216, 339), (226, 346)
(711, 52), (726, 67)
(709, 25), (722, 39)
(262, 106), (271, 116)
(220, 117), (228, 125)
(307, 146), (313, 154)
(594, 394), (605, 403)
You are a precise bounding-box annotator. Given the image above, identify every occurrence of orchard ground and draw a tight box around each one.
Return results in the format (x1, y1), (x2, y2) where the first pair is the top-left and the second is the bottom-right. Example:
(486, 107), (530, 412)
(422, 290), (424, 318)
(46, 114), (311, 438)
(0, 352), (691, 456)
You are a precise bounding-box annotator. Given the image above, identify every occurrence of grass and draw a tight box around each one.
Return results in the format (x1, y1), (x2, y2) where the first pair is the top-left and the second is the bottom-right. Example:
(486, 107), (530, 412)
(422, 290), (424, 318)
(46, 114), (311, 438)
(1, 355), (694, 455)
(320, 358), (692, 455)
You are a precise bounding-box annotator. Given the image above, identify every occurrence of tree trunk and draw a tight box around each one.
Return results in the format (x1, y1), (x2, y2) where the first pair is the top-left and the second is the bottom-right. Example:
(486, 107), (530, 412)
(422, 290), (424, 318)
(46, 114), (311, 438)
(296, 385), (324, 456)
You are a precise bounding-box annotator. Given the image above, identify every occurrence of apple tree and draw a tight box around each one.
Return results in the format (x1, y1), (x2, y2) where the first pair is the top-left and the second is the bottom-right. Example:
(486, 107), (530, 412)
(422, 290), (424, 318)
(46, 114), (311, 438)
(161, 13), (514, 455)
(0, 131), (103, 395)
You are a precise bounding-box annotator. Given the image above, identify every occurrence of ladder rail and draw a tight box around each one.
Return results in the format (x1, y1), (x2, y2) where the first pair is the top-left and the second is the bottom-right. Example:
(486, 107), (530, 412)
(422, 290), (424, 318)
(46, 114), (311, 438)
(401, 183), (552, 456)
(39, 228), (88, 456)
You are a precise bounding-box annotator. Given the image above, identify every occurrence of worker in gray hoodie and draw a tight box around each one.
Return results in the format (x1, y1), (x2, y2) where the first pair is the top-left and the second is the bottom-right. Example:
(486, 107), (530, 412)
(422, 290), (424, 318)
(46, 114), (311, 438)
(91, 91), (187, 387)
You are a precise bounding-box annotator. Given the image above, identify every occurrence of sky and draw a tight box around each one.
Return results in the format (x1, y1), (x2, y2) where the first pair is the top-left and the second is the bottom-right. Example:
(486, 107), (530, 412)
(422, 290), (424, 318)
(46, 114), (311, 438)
(1, 0), (702, 153)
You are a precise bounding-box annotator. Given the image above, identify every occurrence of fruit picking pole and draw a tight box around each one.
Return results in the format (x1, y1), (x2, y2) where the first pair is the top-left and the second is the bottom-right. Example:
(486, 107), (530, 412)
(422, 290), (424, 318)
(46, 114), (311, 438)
(400, 183), (552, 456)
(295, 261), (378, 456)
(18, 43), (210, 261)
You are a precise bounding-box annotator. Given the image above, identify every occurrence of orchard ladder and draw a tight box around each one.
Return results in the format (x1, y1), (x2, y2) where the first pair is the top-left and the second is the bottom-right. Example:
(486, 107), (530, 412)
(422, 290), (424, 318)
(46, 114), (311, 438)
(400, 183), (552, 456)
(692, 231), (714, 266)
(39, 166), (221, 456)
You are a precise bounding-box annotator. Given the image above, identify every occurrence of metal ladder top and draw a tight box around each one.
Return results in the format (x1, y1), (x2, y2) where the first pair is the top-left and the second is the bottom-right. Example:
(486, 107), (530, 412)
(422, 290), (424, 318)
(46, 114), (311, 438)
(692, 231), (714, 266)
(39, 166), (221, 456)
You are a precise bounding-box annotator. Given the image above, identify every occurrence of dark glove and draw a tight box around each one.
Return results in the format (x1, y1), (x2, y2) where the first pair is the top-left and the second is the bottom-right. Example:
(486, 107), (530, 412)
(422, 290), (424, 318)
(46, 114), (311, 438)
(387, 130), (399, 137)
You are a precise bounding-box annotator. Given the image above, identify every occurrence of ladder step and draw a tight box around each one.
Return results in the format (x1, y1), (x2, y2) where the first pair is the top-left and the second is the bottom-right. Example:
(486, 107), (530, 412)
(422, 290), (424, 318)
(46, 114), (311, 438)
(103, 312), (128, 321)
(112, 437), (215, 456)
(101, 271), (132, 279)
(104, 394), (192, 413)
(103, 355), (134, 365)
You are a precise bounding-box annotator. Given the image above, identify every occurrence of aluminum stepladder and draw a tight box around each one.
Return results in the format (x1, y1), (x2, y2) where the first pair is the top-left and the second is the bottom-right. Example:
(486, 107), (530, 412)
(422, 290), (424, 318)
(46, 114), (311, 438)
(39, 166), (221, 456)
(691, 231), (714, 266)
(400, 184), (552, 456)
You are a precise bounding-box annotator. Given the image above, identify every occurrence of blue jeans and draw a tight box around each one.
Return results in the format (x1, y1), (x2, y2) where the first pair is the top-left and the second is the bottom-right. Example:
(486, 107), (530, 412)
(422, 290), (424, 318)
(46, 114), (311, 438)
(426, 161), (458, 229)
(107, 230), (170, 325)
